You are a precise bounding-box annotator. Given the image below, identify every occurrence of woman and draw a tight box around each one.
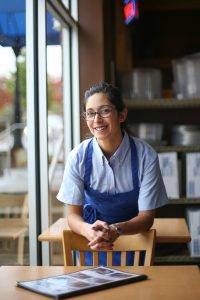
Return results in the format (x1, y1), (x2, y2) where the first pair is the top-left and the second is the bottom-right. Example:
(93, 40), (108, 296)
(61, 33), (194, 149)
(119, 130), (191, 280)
(57, 82), (168, 265)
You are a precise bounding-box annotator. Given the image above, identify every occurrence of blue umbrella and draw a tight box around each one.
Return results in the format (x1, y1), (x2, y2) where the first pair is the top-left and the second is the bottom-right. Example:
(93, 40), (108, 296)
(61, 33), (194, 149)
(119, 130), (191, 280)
(0, 0), (60, 148)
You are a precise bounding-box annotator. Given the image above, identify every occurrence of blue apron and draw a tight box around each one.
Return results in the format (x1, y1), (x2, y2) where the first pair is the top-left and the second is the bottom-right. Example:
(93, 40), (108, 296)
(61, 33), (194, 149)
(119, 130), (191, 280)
(82, 137), (141, 266)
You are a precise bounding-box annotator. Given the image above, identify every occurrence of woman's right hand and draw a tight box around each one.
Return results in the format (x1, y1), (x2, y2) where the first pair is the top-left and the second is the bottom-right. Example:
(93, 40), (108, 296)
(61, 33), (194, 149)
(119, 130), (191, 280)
(83, 220), (114, 250)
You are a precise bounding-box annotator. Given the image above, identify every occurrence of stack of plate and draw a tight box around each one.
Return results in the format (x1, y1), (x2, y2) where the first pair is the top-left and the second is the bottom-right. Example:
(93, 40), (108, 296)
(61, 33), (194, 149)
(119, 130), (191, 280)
(129, 123), (163, 144)
(171, 125), (200, 145)
(118, 68), (162, 101)
(172, 53), (200, 99)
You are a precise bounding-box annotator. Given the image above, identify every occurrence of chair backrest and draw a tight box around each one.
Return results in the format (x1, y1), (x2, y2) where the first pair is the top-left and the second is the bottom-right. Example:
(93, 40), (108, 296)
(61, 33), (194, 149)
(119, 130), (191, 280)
(62, 229), (156, 267)
(0, 193), (28, 226)
(0, 193), (29, 265)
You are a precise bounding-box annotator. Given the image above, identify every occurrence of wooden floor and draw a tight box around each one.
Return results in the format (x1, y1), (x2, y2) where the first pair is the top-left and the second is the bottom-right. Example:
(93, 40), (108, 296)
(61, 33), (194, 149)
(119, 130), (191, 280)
(0, 239), (28, 266)
(0, 240), (64, 266)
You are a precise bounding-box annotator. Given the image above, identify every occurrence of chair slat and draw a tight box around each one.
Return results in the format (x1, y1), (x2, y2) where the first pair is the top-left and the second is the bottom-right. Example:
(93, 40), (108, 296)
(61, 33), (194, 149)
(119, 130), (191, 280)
(107, 251), (112, 266)
(79, 252), (85, 266)
(144, 250), (152, 266)
(134, 251), (140, 266)
(93, 252), (99, 266)
(121, 251), (126, 266)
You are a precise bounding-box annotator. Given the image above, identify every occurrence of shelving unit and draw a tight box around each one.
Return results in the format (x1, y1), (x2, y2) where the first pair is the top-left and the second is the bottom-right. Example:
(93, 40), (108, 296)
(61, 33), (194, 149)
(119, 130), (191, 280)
(112, 0), (200, 265)
(125, 98), (200, 264)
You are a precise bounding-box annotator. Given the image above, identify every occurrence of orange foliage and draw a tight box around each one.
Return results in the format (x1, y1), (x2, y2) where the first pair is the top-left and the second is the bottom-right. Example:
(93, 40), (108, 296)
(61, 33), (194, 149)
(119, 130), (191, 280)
(0, 77), (13, 109)
(50, 78), (62, 103)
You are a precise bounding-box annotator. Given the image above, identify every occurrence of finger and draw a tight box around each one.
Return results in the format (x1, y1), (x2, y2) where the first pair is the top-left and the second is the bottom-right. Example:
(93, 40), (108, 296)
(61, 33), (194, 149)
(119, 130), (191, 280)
(88, 230), (110, 246)
(88, 236), (102, 247)
(101, 231), (109, 241)
(89, 244), (100, 250)
(90, 242), (114, 250)
(92, 221), (109, 231)
(91, 225), (109, 232)
(99, 241), (114, 250)
(94, 229), (110, 241)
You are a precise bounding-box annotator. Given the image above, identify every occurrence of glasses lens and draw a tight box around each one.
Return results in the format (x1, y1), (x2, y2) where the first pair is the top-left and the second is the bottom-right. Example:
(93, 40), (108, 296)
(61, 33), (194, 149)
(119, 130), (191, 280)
(85, 111), (95, 120)
(99, 107), (112, 117)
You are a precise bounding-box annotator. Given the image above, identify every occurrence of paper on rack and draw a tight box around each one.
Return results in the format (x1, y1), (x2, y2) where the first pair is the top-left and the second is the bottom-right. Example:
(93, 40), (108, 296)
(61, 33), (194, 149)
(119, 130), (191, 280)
(186, 153), (200, 198)
(158, 152), (179, 198)
(186, 207), (200, 257)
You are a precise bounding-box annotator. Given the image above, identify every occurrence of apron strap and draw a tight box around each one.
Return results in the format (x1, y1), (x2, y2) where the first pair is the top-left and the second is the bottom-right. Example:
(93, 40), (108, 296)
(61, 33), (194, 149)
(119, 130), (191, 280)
(84, 139), (93, 187)
(129, 137), (139, 195)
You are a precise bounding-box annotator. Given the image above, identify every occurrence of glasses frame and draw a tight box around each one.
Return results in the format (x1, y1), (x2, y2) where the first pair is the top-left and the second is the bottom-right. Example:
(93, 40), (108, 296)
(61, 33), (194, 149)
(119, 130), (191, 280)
(83, 105), (116, 121)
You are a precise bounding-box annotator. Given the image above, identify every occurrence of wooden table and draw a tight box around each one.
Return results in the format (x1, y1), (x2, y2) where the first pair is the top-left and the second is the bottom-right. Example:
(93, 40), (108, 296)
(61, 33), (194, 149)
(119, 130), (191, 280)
(0, 218), (28, 240)
(38, 217), (191, 244)
(1, 265), (199, 300)
(0, 168), (27, 194)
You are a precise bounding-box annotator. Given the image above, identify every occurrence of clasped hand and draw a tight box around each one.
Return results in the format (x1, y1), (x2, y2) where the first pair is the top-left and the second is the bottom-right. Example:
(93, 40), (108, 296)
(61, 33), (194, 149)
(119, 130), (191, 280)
(87, 220), (119, 250)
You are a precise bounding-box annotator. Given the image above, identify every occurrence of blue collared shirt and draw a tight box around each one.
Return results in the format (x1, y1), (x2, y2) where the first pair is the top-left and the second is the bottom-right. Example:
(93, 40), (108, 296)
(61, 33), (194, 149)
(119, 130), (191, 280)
(57, 131), (168, 211)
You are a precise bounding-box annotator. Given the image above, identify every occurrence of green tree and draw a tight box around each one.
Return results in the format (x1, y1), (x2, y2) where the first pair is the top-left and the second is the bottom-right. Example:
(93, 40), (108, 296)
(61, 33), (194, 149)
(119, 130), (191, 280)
(6, 47), (61, 119)
(5, 47), (26, 120)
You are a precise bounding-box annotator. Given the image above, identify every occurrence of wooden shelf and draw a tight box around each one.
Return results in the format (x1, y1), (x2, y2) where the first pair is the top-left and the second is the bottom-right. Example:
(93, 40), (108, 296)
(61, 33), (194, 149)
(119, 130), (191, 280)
(168, 198), (200, 205)
(155, 255), (200, 265)
(125, 98), (200, 109)
(154, 145), (200, 152)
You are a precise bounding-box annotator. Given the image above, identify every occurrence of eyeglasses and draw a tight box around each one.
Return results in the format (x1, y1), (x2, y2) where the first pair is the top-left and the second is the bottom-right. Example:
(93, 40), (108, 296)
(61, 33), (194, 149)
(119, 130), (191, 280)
(83, 105), (115, 121)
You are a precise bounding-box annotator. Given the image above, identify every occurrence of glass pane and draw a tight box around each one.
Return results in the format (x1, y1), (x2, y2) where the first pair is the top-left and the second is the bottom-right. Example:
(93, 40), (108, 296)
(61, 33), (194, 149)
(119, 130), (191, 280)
(61, 0), (69, 9)
(61, 0), (78, 21)
(46, 10), (65, 265)
(0, 0), (29, 265)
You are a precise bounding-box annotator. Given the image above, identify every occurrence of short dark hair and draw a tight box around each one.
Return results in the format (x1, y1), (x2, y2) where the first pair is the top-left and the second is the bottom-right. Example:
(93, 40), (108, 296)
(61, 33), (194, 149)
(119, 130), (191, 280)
(83, 82), (125, 113)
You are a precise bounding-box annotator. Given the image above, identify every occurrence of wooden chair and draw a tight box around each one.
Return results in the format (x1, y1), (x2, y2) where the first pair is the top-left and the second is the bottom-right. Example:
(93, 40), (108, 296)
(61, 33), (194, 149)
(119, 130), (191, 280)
(62, 229), (156, 267)
(0, 194), (28, 265)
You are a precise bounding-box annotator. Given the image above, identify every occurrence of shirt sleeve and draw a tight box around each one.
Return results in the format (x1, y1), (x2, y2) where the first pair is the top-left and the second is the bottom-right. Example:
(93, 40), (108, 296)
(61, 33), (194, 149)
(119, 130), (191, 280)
(56, 147), (85, 205)
(137, 143), (169, 211)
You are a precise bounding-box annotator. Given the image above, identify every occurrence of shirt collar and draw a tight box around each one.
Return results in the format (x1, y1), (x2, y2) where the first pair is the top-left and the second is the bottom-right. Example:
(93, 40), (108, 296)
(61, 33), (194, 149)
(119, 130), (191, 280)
(92, 131), (130, 166)
(112, 131), (130, 164)
(93, 138), (105, 165)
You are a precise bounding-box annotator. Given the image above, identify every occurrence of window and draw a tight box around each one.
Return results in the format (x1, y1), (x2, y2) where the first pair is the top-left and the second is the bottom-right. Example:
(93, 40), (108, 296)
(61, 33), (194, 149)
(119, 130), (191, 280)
(0, 0), (79, 266)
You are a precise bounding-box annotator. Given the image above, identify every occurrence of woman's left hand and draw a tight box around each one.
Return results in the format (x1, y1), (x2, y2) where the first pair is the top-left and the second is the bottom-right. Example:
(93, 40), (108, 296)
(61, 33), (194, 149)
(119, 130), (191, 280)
(88, 222), (119, 250)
